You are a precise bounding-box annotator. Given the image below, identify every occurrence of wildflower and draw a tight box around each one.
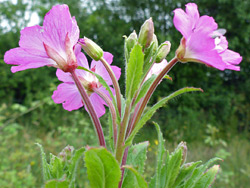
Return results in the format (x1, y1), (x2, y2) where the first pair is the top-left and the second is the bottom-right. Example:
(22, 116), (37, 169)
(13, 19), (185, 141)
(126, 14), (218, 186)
(52, 50), (121, 117)
(4, 4), (79, 73)
(174, 3), (242, 71)
(138, 18), (154, 48)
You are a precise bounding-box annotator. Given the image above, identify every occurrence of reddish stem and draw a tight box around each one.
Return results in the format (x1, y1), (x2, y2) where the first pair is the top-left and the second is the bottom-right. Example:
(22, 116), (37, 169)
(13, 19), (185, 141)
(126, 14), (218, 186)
(129, 58), (178, 134)
(71, 70), (106, 147)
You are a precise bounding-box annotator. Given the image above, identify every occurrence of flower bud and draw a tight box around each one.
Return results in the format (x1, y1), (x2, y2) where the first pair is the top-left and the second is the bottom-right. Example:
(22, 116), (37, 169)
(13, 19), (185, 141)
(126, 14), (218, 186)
(152, 34), (158, 53)
(78, 37), (103, 61)
(176, 141), (187, 165)
(138, 18), (154, 48)
(125, 31), (138, 54)
(155, 41), (171, 63)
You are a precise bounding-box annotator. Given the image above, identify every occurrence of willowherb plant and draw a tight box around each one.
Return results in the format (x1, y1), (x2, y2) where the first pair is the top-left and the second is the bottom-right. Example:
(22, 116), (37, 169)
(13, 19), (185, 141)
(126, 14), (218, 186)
(4, 3), (242, 188)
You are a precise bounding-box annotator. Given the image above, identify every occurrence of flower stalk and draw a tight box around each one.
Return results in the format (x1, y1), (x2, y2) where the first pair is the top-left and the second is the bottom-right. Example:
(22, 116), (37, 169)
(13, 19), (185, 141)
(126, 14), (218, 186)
(71, 70), (106, 147)
(100, 57), (122, 116)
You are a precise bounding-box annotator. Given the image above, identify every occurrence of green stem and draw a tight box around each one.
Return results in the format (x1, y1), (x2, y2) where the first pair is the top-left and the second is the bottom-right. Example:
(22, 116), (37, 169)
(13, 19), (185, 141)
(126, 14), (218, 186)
(115, 101), (131, 164)
(71, 70), (106, 147)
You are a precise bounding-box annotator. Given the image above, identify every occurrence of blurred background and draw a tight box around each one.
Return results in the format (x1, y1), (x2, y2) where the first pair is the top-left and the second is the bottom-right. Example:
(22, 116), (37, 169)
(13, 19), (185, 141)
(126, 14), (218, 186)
(0, 0), (249, 187)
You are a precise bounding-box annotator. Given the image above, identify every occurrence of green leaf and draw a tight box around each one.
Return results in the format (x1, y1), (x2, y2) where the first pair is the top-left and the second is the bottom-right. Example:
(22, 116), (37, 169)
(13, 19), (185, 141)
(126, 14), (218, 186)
(134, 75), (156, 105)
(172, 161), (202, 188)
(193, 165), (220, 188)
(126, 87), (203, 146)
(45, 179), (69, 188)
(122, 165), (148, 188)
(49, 154), (64, 179)
(85, 147), (121, 188)
(149, 122), (166, 188)
(184, 157), (221, 188)
(126, 141), (149, 174)
(36, 143), (51, 181)
(68, 147), (85, 185)
(126, 44), (144, 100)
(161, 148), (183, 188)
(108, 111), (114, 151)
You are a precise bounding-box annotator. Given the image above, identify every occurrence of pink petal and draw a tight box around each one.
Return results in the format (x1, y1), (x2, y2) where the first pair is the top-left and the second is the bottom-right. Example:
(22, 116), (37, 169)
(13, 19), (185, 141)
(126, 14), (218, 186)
(91, 52), (121, 85)
(146, 60), (168, 80)
(56, 69), (74, 83)
(42, 4), (79, 58)
(19, 25), (47, 57)
(52, 83), (83, 111)
(173, 8), (193, 38)
(185, 3), (200, 29)
(195, 15), (218, 33)
(220, 49), (242, 71)
(88, 93), (107, 118)
(4, 48), (55, 73)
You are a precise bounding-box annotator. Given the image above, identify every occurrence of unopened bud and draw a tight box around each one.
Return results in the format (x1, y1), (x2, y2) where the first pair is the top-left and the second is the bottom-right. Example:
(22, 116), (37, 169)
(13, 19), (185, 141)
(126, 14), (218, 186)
(176, 141), (187, 165)
(59, 145), (74, 161)
(125, 31), (137, 54)
(138, 18), (154, 48)
(78, 37), (103, 61)
(152, 34), (158, 53)
(155, 41), (171, 63)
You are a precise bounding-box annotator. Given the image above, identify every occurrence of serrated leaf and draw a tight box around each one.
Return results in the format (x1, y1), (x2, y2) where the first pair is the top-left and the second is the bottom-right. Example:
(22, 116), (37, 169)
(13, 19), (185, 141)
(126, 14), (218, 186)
(150, 122), (166, 188)
(49, 155), (64, 179)
(162, 148), (183, 188)
(173, 161), (202, 188)
(134, 75), (157, 105)
(122, 165), (148, 188)
(68, 147), (85, 185)
(85, 147), (121, 188)
(184, 158), (221, 188)
(126, 44), (144, 100)
(193, 165), (220, 188)
(126, 141), (149, 174)
(36, 143), (51, 181)
(45, 179), (69, 188)
(126, 87), (202, 146)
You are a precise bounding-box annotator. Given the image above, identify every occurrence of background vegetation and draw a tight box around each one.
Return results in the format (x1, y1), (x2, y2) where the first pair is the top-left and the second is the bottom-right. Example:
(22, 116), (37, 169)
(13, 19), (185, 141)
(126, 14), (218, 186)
(0, 0), (249, 187)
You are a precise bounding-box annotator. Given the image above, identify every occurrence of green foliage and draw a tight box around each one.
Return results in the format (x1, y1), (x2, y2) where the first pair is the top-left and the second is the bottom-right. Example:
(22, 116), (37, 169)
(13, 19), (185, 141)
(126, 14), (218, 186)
(149, 123), (221, 188)
(122, 166), (148, 188)
(126, 44), (144, 100)
(84, 147), (121, 188)
(37, 144), (85, 187)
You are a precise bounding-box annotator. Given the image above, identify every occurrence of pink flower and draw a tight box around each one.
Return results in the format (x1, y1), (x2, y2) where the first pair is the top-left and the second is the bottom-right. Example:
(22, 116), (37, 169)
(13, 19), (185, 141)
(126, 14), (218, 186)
(173, 3), (242, 71)
(4, 4), (79, 73)
(52, 51), (121, 117)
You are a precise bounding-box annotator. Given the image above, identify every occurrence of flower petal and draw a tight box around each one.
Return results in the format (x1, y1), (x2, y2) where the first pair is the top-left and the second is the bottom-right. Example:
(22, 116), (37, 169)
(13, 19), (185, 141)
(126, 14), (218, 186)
(89, 92), (107, 118)
(19, 25), (47, 57)
(52, 83), (83, 111)
(4, 48), (55, 73)
(42, 4), (79, 59)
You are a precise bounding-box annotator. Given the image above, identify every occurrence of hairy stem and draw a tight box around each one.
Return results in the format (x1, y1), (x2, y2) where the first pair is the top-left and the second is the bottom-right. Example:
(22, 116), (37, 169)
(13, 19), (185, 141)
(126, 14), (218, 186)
(118, 147), (129, 188)
(71, 70), (106, 147)
(93, 88), (118, 147)
(100, 57), (122, 116)
(115, 101), (131, 163)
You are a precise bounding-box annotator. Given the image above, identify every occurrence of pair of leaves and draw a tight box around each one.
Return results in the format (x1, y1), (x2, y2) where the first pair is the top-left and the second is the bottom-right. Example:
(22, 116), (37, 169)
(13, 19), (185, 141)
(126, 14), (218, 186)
(149, 123), (221, 188)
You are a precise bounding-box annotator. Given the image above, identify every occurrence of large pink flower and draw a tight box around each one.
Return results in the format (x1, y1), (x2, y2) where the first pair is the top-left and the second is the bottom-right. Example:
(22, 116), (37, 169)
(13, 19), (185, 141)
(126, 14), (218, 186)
(173, 3), (242, 71)
(4, 4), (79, 73)
(52, 51), (121, 117)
